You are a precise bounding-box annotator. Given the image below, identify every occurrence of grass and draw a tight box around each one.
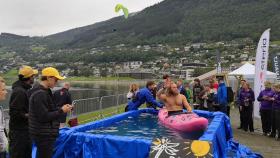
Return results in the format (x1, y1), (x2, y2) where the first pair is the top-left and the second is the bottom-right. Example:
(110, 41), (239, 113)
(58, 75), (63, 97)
(1, 69), (18, 85)
(271, 41), (280, 45)
(65, 76), (135, 82)
(68, 104), (126, 125)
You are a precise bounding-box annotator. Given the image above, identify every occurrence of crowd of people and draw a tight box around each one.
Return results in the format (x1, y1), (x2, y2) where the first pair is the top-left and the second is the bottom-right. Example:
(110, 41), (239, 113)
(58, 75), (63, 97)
(126, 74), (280, 142)
(0, 66), (73, 158)
(0, 68), (279, 157)
(125, 74), (230, 116)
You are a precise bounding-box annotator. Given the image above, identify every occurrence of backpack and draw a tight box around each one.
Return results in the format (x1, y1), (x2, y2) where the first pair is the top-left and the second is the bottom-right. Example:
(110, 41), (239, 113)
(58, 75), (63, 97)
(227, 87), (234, 103)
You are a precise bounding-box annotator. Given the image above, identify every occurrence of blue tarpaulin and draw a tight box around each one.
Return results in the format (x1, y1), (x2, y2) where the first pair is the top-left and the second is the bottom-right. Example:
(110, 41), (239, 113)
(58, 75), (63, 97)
(31, 109), (262, 158)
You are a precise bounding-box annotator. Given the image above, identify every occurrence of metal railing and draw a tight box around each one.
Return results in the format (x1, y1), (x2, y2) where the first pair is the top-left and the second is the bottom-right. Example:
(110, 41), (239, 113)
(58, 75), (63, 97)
(0, 93), (129, 129)
(71, 93), (128, 123)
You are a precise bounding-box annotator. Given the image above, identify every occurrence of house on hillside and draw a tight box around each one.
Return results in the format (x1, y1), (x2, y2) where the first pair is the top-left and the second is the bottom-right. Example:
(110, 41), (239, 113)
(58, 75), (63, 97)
(123, 61), (143, 70)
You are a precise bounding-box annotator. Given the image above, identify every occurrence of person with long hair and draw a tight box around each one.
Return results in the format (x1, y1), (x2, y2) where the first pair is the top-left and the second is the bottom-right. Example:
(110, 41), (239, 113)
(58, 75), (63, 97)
(199, 84), (215, 111)
(125, 81), (162, 111)
(127, 83), (139, 101)
(239, 82), (255, 132)
(159, 83), (192, 116)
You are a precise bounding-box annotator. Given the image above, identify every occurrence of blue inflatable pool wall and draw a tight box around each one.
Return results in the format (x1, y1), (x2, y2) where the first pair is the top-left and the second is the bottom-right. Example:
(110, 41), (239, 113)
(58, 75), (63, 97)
(39, 109), (262, 158)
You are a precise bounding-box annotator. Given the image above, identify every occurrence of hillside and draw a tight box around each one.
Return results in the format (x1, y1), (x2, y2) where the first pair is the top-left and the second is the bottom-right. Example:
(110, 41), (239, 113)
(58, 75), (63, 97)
(43, 0), (280, 48)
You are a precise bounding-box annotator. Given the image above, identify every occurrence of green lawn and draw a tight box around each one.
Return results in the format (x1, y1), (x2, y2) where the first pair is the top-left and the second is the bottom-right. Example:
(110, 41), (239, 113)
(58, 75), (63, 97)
(68, 105), (126, 125)
(271, 41), (280, 45)
(1, 69), (18, 85)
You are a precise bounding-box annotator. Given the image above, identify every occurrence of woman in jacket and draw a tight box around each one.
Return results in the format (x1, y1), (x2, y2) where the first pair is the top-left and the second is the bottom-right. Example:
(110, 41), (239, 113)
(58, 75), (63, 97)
(271, 84), (280, 139)
(127, 84), (139, 101)
(239, 83), (255, 132)
(257, 81), (274, 136)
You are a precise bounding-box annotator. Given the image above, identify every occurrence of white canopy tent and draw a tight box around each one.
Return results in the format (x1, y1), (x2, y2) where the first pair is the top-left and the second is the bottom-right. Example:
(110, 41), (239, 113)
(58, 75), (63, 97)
(228, 62), (277, 90)
(228, 62), (276, 78)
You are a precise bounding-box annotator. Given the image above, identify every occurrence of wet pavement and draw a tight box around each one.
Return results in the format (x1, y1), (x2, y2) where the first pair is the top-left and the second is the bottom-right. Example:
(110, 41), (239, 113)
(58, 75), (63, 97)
(229, 107), (280, 158)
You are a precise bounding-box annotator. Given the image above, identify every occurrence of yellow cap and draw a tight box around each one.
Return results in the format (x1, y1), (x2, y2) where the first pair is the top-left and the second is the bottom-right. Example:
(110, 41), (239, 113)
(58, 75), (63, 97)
(42, 67), (65, 80)
(19, 66), (38, 78)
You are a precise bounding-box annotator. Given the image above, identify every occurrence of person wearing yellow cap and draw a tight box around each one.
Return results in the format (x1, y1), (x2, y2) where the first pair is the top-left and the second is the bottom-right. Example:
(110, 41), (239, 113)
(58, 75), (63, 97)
(28, 67), (72, 158)
(9, 65), (38, 158)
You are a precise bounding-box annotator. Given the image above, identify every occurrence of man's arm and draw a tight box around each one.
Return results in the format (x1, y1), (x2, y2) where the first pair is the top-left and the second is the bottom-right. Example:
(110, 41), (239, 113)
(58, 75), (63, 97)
(9, 90), (28, 120)
(222, 87), (227, 104)
(182, 95), (192, 112)
(145, 91), (162, 108)
(33, 92), (64, 123)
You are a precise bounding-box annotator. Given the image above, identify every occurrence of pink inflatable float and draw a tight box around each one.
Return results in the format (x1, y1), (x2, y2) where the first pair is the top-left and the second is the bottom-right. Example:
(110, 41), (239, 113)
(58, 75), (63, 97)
(158, 109), (208, 132)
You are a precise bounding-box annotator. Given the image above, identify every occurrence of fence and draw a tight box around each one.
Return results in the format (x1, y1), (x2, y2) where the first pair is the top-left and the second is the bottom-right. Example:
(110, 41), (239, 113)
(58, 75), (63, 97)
(0, 93), (128, 130)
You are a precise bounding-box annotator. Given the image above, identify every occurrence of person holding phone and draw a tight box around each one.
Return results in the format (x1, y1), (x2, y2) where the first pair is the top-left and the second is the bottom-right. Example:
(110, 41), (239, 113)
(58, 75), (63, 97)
(29, 67), (72, 158)
(257, 81), (275, 136)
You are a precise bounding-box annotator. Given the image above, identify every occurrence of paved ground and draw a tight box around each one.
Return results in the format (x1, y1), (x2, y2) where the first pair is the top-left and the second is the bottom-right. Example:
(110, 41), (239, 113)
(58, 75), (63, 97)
(229, 107), (280, 158)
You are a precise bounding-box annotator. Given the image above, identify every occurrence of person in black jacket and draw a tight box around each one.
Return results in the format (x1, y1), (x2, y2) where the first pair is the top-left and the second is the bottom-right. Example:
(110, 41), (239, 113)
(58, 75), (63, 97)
(9, 65), (38, 158)
(53, 82), (72, 128)
(29, 67), (72, 158)
(193, 78), (204, 106)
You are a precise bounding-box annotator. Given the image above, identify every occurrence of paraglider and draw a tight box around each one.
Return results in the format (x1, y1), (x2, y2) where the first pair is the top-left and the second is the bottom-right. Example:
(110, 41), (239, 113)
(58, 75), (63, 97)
(115, 4), (129, 19)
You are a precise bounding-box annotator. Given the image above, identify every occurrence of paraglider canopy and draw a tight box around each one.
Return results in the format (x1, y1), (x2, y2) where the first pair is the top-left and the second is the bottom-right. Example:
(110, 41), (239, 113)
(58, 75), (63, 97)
(115, 4), (129, 19)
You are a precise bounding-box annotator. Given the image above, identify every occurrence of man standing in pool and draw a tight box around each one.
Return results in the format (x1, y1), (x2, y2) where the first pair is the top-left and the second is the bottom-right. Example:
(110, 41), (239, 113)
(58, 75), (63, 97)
(125, 81), (163, 111)
(159, 83), (192, 116)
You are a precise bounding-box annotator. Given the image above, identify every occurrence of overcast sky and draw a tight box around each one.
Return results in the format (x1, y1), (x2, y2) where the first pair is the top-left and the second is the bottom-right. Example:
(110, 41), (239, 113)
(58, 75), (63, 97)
(0, 0), (163, 36)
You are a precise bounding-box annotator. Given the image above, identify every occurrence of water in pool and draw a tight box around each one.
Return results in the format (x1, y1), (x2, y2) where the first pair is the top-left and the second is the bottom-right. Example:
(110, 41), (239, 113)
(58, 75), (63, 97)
(87, 113), (209, 140)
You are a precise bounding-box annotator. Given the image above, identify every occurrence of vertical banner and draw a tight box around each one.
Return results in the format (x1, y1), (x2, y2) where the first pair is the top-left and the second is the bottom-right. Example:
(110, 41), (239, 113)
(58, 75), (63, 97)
(254, 29), (270, 118)
(216, 50), (222, 74)
(272, 55), (280, 81)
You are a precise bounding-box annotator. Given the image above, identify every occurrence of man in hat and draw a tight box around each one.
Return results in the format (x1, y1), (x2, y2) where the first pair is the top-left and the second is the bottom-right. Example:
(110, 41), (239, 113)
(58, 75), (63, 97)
(9, 66), (38, 158)
(29, 67), (72, 158)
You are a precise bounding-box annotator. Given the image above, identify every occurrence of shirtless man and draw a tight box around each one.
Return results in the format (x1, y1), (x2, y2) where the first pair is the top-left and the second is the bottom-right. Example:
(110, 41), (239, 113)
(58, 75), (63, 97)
(160, 83), (192, 116)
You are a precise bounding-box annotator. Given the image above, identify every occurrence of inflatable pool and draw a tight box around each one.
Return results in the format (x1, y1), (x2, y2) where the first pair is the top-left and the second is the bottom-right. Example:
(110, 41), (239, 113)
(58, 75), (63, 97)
(49, 109), (262, 158)
(158, 109), (208, 132)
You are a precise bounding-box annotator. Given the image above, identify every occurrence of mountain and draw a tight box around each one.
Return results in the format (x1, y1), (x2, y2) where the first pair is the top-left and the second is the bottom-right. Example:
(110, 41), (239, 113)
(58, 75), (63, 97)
(1, 0), (280, 50)
(44, 0), (280, 49)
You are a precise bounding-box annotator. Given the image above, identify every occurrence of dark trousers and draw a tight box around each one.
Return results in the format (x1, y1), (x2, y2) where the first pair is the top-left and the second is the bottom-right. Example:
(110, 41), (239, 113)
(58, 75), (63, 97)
(227, 105), (230, 117)
(238, 106), (243, 128)
(0, 152), (7, 158)
(271, 109), (280, 136)
(219, 104), (227, 115)
(242, 105), (254, 132)
(34, 138), (56, 158)
(260, 109), (272, 134)
(9, 130), (32, 158)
